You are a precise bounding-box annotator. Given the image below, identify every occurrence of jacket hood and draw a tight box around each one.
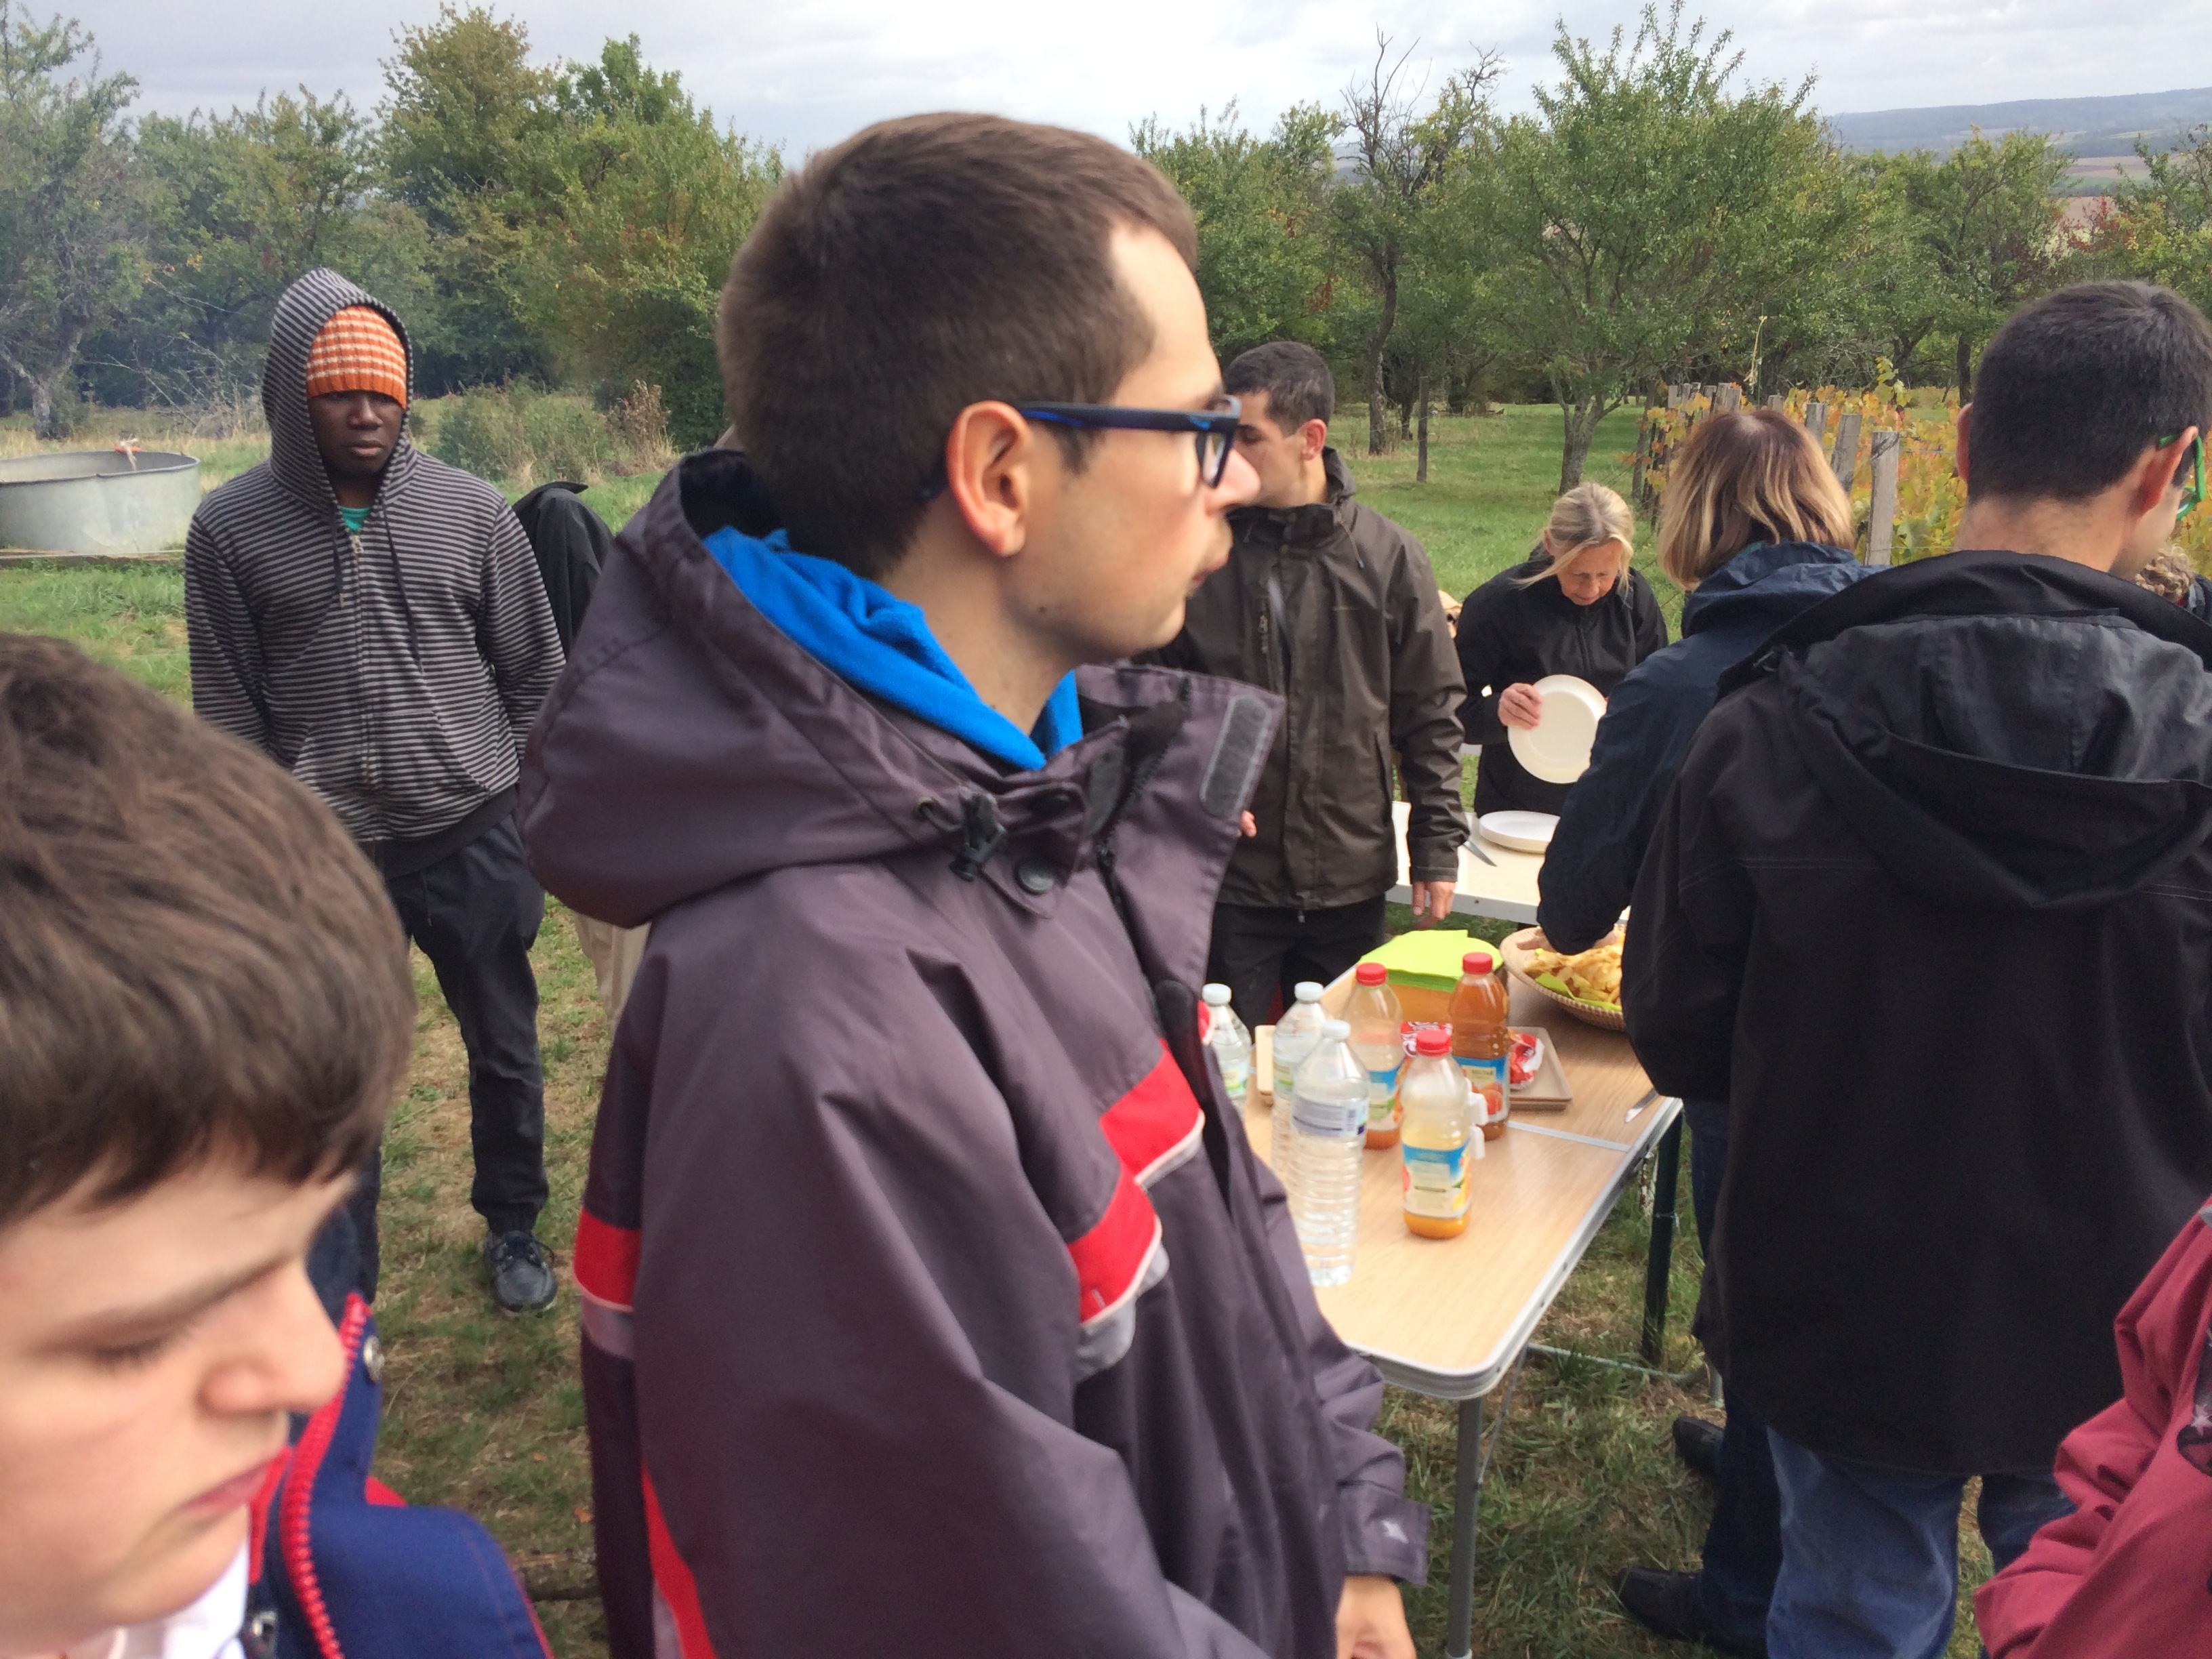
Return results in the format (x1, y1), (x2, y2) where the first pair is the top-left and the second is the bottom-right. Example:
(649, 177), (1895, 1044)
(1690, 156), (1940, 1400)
(262, 268), (417, 511)
(523, 449), (1269, 928)
(1742, 550), (2212, 909)
(1680, 540), (1862, 640)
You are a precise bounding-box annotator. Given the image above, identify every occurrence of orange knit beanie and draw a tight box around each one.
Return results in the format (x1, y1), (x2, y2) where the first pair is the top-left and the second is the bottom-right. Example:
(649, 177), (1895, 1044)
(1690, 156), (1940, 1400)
(304, 307), (409, 407)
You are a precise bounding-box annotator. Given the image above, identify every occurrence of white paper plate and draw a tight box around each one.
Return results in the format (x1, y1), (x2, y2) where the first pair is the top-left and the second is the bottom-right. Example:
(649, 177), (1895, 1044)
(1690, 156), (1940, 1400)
(1478, 811), (1559, 853)
(1507, 674), (1605, 784)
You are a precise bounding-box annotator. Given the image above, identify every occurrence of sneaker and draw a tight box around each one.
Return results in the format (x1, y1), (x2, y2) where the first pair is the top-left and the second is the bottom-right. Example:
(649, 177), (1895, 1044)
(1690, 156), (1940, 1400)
(485, 1230), (557, 1313)
(1613, 1568), (1767, 1657)
(1673, 1414), (1724, 1483)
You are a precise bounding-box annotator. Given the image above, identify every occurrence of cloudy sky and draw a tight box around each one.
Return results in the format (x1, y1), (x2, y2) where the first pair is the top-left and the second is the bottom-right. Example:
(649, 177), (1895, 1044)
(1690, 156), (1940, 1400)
(62, 0), (2212, 152)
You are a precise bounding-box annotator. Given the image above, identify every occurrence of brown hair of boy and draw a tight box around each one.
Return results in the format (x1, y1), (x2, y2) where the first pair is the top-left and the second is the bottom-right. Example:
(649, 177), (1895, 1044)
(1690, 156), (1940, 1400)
(0, 634), (413, 1227)
(1656, 408), (1857, 590)
(718, 112), (1200, 579)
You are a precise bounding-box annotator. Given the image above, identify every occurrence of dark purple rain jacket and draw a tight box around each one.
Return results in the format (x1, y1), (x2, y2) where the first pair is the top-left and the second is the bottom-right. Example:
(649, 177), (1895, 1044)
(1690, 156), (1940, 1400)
(519, 451), (1428, 1659)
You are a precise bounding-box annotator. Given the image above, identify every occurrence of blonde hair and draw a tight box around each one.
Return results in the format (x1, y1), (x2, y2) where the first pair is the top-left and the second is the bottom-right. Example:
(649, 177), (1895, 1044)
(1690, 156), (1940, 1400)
(1520, 483), (1635, 587)
(1656, 409), (1856, 590)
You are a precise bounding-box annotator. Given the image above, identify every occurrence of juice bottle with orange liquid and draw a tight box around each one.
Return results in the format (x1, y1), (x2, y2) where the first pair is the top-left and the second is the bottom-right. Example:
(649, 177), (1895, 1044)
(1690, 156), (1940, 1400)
(1346, 962), (1405, 1149)
(1450, 949), (1511, 1142)
(1400, 1028), (1476, 1237)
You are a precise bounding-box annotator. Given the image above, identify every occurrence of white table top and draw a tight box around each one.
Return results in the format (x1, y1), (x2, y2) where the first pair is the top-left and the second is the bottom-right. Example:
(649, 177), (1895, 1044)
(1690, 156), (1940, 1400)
(1387, 798), (1545, 924)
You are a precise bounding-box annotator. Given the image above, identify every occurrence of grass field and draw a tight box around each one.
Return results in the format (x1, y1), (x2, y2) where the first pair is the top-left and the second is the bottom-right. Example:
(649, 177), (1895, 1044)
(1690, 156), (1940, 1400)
(0, 404), (1995, 1658)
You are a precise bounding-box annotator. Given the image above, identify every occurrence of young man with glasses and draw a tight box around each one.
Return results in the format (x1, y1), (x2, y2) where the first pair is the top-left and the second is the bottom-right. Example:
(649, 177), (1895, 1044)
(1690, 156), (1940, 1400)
(522, 115), (1426, 1659)
(1152, 341), (1468, 1033)
(1624, 279), (2212, 1659)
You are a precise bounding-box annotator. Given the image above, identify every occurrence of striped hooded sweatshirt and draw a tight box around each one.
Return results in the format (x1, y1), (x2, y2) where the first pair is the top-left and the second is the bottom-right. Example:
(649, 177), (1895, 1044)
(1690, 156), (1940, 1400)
(186, 268), (562, 867)
(521, 449), (1429, 1659)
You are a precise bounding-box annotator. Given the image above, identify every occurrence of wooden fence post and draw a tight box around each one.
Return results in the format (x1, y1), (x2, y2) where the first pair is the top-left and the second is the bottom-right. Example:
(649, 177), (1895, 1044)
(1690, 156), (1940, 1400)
(1805, 401), (1827, 450)
(1717, 384), (1742, 412)
(1630, 400), (1655, 516)
(1866, 430), (1900, 566)
(1765, 393), (1785, 409)
(1832, 410), (1864, 492)
(1666, 384), (1683, 411)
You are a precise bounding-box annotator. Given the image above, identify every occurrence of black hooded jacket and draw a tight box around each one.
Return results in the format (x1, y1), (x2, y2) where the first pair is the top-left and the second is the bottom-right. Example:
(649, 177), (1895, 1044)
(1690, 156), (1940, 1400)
(1625, 550), (2212, 1473)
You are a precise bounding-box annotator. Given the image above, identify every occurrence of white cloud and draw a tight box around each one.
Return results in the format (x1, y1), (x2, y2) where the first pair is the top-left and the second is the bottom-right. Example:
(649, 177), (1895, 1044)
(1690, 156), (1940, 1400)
(66, 0), (2212, 153)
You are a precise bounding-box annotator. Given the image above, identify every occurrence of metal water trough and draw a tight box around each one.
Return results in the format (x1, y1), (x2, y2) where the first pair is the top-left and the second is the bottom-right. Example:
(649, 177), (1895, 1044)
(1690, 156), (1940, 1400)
(0, 449), (201, 556)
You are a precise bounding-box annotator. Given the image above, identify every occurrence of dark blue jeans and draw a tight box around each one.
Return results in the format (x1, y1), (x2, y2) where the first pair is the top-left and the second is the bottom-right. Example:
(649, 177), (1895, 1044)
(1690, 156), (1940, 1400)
(1685, 1099), (1784, 1650)
(1765, 1429), (2070, 1659)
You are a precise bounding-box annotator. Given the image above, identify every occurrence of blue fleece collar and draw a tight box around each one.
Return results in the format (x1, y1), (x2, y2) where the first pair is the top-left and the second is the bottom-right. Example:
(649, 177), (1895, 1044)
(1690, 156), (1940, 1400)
(703, 525), (1080, 772)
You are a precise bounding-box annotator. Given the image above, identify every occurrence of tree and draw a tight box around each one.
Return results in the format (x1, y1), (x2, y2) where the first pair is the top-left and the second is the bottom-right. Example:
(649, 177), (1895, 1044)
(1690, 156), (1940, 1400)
(1132, 100), (1341, 363)
(1332, 36), (1499, 455)
(514, 37), (779, 447)
(377, 4), (558, 388)
(0, 1), (140, 436)
(2093, 125), (2212, 319)
(1886, 129), (2072, 398)
(1481, 1), (1850, 489)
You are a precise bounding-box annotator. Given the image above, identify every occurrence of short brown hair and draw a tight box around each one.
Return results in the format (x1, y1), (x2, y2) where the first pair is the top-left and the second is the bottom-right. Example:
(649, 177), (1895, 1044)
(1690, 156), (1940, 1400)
(0, 636), (412, 1228)
(719, 112), (1199, 578)
(1657, 409), (1856, 589)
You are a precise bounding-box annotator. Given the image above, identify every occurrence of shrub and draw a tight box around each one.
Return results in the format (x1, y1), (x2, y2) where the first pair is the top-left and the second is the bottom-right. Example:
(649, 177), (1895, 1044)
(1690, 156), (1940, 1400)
(427, 384), (615, 488)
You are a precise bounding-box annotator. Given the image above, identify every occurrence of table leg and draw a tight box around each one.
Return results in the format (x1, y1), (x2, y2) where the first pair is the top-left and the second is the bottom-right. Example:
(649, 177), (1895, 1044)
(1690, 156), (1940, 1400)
(1443, 1392), (1485, 1659)
(1639, 1116), (1683, 1366)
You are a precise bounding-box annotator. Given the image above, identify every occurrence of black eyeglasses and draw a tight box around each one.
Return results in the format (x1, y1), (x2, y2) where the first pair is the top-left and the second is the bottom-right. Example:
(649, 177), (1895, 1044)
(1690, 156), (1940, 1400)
(1018, 398), (1243, 488)
(2160, 431), (2204, 520)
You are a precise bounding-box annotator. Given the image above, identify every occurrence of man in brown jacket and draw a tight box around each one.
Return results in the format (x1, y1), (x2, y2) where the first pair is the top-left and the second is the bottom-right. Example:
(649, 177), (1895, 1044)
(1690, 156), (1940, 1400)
(1155, 341), (1468, 1027)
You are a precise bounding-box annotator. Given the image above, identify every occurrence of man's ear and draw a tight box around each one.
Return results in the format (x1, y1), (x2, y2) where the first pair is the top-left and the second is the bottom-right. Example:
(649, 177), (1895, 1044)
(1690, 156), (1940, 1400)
(2125, 424), (2199, 521)
(1954, 403), (1971, 486)
(940, 402), (1037, 560)
(1300, 419), (1328, 464)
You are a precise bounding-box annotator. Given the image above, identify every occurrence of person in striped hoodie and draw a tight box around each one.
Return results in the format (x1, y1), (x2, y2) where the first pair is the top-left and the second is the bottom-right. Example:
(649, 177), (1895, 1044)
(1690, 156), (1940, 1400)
(185, 269), (566, 1314)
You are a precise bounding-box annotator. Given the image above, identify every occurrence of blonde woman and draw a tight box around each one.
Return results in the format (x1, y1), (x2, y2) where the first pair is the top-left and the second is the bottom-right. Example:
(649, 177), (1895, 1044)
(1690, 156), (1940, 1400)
(1534, 407), (1862, 1658)
(1454, 481), (1668, 815)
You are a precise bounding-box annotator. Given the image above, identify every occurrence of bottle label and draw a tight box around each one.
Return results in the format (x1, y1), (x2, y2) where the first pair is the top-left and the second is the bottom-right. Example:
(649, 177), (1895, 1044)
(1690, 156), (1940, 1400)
(1401, 1141), (1471, 1218)
(1365, 1066), (1400, 1131)
(1458, 1055), (1509, 1125)
(1290, 1091), (1366, 1139)
(1217, 1055), (1248, 1104)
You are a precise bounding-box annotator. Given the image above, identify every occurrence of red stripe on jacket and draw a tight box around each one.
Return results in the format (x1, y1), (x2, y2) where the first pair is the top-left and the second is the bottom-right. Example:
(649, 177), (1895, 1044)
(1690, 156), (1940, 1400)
(642, 1469), (718, 1657)
(1098, 1043), (1206, 1186)
(1067, 1046), (1203, 1324)
(575, 1209), (642, 1309)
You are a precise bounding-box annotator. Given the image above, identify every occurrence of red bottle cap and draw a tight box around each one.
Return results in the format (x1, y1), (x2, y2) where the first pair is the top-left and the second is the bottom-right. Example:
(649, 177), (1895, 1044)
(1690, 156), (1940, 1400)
(1414, 1028), (1452, 1056)
(1462, 951), (1494, 975)
(1355, 962), (1388, 985)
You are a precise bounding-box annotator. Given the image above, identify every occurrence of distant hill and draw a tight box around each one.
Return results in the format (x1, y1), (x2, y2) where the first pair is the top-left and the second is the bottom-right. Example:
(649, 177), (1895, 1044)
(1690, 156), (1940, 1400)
(1828, 87), (2212, 157)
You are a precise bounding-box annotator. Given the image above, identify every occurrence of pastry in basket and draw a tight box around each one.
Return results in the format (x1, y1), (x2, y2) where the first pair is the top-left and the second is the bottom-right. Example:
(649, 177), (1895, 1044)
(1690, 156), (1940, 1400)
(1524, 934), (1623, 1008)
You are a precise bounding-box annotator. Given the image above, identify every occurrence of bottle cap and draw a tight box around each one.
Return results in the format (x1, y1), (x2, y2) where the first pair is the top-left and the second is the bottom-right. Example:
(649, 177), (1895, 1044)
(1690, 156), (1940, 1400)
(1293, 981), (1324, 1002)
(1414, 1028), (1451, 1056)
(1462, 950), (1495, 975)
(1355, 962), (1388, 985)
(1201, 983), (1231, 1005)
(1321, 1019), (1350, 1040)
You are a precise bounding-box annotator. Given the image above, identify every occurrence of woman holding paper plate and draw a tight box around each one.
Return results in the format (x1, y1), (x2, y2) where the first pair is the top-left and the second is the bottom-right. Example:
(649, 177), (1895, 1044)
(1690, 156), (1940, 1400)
(1454, 483), (1667, 819)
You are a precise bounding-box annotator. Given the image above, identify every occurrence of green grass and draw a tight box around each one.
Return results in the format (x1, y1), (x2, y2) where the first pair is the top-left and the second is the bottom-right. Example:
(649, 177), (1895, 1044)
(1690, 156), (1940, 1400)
(1, 408), (2000, 1659)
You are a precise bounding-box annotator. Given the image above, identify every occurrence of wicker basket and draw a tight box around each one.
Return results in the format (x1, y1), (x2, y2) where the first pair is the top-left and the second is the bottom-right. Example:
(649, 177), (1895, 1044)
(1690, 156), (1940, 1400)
(1498, 926), (1626, 1032)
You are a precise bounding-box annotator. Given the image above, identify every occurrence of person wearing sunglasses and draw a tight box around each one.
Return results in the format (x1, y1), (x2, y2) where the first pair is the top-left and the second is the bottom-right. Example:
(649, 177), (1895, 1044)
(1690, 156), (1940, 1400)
(522, 115), (1429, 1659)
(1149, 340), (1469, 1034)
(1623, 280), (2212, 1659)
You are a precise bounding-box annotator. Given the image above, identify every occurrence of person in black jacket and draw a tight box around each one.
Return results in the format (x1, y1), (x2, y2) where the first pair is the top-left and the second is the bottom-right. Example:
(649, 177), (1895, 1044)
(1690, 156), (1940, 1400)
(1456, 484), (1668, 816)
(1539, 412), (1866, 1656)
(1624, 281), (2212, 1659)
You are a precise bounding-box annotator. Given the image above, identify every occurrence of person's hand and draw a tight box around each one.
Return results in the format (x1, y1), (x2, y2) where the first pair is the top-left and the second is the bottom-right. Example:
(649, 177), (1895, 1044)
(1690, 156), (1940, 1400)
(1497, 682), (1543, 731)
(1240, 811), (1257, 838)
(1409, 880), (1456, 925)
(1336, 1574), (1414, 1659)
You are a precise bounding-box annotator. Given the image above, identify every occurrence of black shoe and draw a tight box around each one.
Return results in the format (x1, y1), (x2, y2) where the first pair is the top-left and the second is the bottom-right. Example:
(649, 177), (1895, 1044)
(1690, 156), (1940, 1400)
(1673, 1414), (1724, 1483)
(485, 1230), (558, 1313)
(1614, 1568), (1766, 1657)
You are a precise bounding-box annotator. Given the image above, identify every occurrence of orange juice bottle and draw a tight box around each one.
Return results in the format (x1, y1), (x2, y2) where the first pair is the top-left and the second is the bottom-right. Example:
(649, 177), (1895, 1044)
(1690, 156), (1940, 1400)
(1347, 962), (1405, 1149)
(1400, 1028), (1476, 1237)
(1450, 949), (1511, 1142)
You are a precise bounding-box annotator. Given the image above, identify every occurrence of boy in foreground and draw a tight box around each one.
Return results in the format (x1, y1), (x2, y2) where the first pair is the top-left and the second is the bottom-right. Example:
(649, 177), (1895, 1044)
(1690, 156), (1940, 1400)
(524, 115), (1427, 1656)
(0, 634), (411, 1656)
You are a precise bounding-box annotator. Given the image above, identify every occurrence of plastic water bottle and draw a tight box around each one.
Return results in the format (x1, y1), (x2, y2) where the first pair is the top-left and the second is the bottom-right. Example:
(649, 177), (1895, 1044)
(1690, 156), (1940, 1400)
(1346, 963), (1406, 1149)
(1270, 981), (1329, 1179)
(1201, 982), (1251, 1105)
(1289, 1019), (1368, 1287)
